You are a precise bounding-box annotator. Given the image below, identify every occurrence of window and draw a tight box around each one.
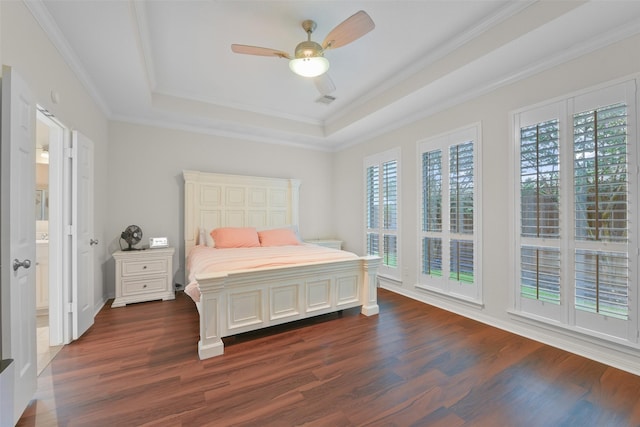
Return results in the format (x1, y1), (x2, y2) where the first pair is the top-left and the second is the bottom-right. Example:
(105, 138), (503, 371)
(520, 119), (560, 240)
(519, 118), (561, 307)
(418, 125), (482, 303)
(573, 102), (629, 321)
(512, 80), (637, 342)
(365, 148), (400, 279)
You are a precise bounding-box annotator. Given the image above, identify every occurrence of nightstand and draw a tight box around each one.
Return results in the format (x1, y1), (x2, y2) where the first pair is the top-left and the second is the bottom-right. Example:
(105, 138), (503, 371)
(304, 239), (343, 250)
(112, 247), (175, 308)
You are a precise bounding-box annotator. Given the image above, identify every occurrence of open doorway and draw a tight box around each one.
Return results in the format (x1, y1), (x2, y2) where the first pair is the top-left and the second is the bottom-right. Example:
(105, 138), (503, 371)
(35, 108), (65, 374)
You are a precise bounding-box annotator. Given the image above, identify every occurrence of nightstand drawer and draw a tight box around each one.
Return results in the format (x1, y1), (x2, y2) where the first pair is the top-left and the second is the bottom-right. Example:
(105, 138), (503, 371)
(122, 276), (167, 295)
(121, 258), (167, 276)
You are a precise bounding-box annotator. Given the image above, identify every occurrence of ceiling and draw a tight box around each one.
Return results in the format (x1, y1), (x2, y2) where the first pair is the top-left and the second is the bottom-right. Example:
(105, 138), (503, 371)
(27, 1), (640, 151)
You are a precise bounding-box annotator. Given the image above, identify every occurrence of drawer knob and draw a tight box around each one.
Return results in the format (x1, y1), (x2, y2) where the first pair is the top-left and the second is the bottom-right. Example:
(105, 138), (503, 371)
(143, 265), (147, 269)
(143, 284), (147, 288)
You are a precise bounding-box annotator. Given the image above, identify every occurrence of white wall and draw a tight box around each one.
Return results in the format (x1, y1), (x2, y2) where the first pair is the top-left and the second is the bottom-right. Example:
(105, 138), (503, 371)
(1, 1), (109, 310)
(106, 121), (334, 295)
(333, 33), (640, 374)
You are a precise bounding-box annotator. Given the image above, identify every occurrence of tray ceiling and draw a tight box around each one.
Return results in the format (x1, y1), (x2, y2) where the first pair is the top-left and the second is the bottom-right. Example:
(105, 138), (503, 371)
(27, 0), (640, 150)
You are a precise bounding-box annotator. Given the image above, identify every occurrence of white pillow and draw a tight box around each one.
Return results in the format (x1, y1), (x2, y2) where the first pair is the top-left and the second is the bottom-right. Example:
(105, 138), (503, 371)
(198, 227), (215, 247)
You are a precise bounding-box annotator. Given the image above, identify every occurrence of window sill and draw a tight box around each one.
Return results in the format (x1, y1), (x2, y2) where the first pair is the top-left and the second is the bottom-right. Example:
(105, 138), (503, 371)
(508, 309), (640, 355)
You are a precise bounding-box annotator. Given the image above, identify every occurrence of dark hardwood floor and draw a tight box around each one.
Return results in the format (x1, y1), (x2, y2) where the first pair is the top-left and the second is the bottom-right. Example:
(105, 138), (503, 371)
(18, 289), (640, 426)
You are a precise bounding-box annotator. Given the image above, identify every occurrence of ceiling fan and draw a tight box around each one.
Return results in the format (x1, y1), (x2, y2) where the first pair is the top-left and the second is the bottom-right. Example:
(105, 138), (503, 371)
(231, 10), (375, 95)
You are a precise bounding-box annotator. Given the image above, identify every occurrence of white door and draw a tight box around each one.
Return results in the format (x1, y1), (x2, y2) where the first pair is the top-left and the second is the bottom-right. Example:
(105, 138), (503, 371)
(72, 131), (95, 339)
(1, 67), (37, 424)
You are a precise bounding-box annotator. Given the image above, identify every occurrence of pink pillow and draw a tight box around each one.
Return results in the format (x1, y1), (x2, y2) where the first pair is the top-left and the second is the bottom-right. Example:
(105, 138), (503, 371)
(210, 227), (260, 248)
(258, 228), (300, 247)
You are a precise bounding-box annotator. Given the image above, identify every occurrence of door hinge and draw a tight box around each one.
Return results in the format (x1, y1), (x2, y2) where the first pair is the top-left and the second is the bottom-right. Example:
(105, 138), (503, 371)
(67, 303), (74, 313)
(65, 147), (73, 159)
(66, 225), (74, 236)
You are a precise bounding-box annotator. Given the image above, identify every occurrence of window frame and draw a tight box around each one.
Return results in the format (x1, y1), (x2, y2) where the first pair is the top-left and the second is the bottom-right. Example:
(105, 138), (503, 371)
(510, 78), (639, 344)
(364, 147), (401, 281)
(417, 123), (483, 304)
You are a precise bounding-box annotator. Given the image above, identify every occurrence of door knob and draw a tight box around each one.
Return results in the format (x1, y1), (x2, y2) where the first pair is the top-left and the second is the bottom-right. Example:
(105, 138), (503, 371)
(90, 239), (99, 246)
(13, 258), (32, 271)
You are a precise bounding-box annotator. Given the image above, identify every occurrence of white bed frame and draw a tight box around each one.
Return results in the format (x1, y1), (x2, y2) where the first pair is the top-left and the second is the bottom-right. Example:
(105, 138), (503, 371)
(183, 170), (380, 359)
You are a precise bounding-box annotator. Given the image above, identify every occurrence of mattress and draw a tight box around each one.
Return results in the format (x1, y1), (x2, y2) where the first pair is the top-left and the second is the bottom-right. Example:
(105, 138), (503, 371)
(185, 244), (360, 302)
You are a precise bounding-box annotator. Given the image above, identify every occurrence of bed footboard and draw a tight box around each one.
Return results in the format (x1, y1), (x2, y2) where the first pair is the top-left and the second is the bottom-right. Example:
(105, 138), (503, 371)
(195, 256), (380, 359)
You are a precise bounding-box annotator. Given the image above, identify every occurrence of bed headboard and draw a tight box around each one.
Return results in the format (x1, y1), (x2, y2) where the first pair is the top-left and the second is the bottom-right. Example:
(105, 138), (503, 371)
(183, 170), (301, 258)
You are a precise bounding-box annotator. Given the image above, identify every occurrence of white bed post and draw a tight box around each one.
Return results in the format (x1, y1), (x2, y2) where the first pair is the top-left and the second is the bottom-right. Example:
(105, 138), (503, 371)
(197, 276), (226, 359)
(361, 256), (381, 316)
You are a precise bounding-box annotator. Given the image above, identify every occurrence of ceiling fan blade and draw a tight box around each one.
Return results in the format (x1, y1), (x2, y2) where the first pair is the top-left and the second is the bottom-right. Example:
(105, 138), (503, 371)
(313, 73), (336, 95)
(322, 10), (375, 50)
(231, 44), (290, 59)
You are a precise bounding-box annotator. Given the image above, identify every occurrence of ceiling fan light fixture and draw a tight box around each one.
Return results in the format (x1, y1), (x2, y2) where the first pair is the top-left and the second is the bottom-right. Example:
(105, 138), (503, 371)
(289, 56), (329, 78)
(290, 39), (329, 78)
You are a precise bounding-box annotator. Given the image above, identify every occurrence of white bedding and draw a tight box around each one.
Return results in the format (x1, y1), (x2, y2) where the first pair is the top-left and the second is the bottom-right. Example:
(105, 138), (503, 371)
(185, 244), (360, 302)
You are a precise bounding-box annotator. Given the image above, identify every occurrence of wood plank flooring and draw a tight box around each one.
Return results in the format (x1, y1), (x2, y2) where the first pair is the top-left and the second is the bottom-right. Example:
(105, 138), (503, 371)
(18, 289), (640, 426)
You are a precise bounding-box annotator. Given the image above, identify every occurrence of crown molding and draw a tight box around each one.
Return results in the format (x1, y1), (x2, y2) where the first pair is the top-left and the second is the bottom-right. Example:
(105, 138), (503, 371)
(23, 0), (112, 117)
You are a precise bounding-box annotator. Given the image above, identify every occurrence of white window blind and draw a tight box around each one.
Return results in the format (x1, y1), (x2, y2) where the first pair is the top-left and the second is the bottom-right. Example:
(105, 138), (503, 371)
(512, 79), (637, 342)
(422, 237), (442, 276)
(575, 250), (628, 320)
(450, 239), (473, 284)
(366, 165), (380, 257)
(520, 120), (560, 238)
(422, 150), (442, 277)
(573, 102), (629, 320)
(573, 103), (628, 243)
(518, 118), (561, 305)
(449, 142), (474, 283)
(450, 142), (474, 235)
(418, 124), (481, 303)
(423, 150), (442, 233)
(383, 160), (398, 268)
(520, 246), (560, 304)
(365, 149), (400, 278)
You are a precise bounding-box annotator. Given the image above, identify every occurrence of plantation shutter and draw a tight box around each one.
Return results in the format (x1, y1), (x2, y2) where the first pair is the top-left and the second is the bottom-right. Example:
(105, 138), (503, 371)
(520, 120), (560, 238)
(422, 151), (442, 233)
(418, 124), (481, 303)
(422, 150), (442, 276)
(573, 102), (629, 319)
(449, 141), (474, 283)
(383, 160), (398, 267)
(519, 119), (561, 304)
(450, 142), (474, 235)
(364, 149), (400, 277)
(366, 165), (379, 257)
(513, 80), (637, 341)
